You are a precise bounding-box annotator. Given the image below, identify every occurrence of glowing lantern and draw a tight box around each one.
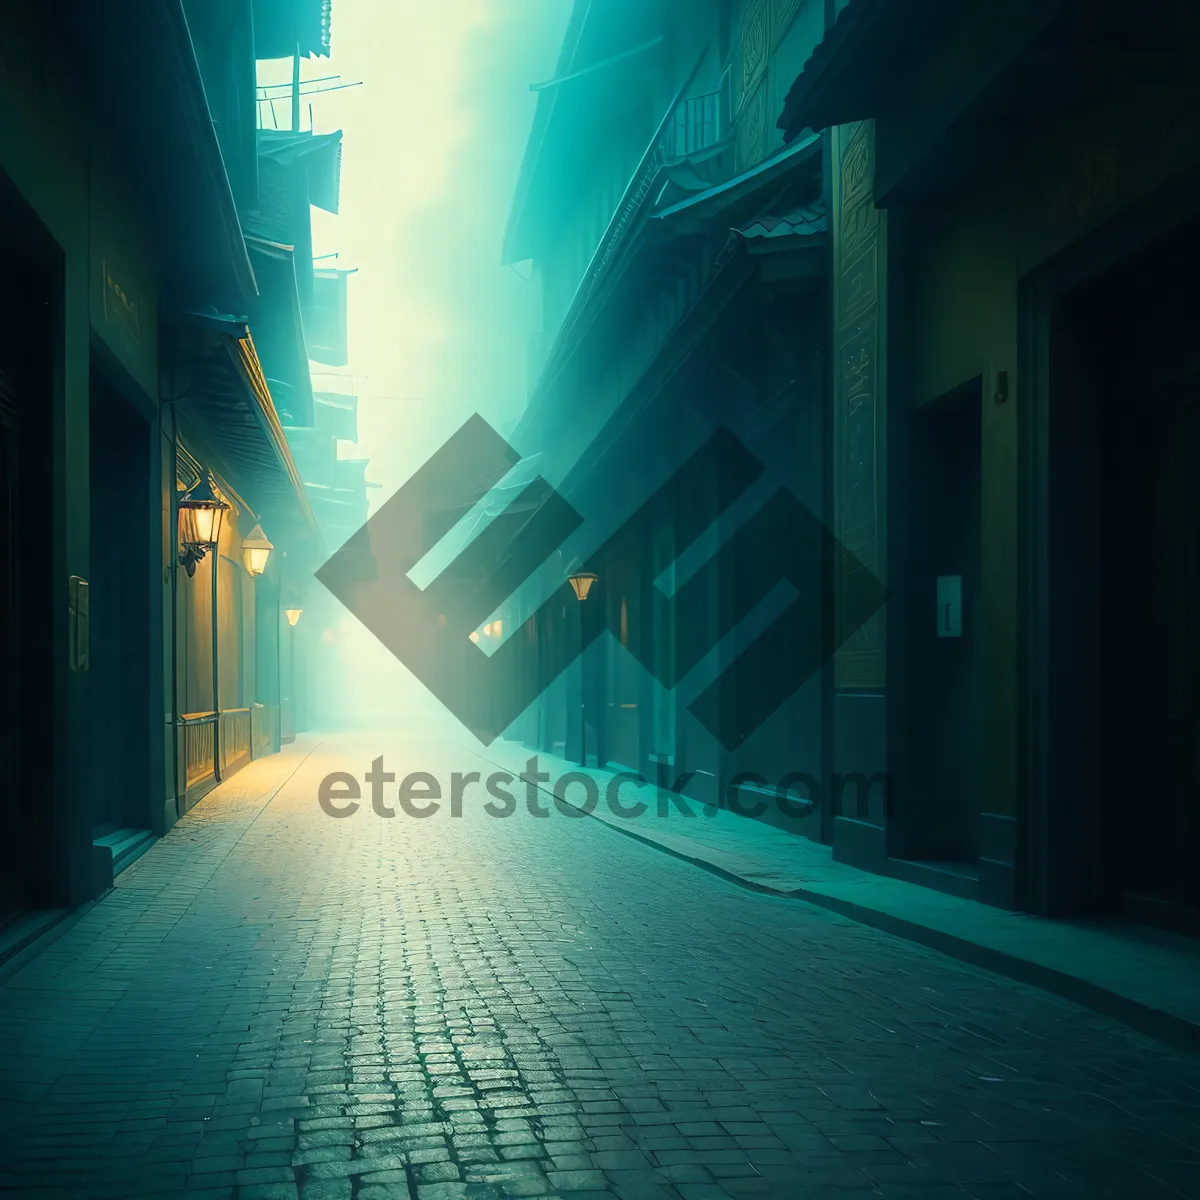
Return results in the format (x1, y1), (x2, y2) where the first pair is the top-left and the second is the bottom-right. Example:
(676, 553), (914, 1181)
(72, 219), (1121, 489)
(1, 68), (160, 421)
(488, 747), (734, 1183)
(241, 523), (274, 576)
(177, 474), (229, 577)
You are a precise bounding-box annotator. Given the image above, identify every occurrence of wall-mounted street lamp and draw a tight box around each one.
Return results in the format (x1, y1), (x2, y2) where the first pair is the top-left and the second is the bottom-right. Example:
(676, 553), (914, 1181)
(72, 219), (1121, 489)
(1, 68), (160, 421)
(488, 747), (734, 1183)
(284, 607), (303, 626)
(177, 474), (229, 578)
(568, 572), (598, 601)
(242, 523), (274, 577)
(568, 570), (599, 766)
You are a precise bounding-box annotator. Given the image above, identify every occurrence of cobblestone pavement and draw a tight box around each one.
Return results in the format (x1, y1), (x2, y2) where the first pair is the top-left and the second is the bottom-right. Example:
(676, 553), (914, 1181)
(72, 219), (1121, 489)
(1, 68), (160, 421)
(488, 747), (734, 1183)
(2, 731), (1200, 1200)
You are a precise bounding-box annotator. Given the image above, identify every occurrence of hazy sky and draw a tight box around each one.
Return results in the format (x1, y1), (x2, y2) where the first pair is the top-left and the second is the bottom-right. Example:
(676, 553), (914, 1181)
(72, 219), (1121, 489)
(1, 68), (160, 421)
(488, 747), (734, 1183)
(259, 0), (570, 502)
(258, 1), (571, 722)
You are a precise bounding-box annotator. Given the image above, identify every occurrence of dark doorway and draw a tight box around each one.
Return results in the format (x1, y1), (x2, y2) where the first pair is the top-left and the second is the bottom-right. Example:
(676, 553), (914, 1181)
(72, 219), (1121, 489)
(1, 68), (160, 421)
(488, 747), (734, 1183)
(1047, 215), (1200, 931)
(89, 366), (153, 839)
(1108, 369), (1200, 931)
(0, 248), (55, 924)
(1098, 237), (1200, 933)
(898, 378), (982, 878)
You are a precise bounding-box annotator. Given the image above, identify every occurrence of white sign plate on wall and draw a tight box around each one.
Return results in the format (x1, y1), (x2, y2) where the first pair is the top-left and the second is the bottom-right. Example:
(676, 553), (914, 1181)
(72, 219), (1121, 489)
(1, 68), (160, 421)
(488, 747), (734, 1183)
(937, 575), (962, 638)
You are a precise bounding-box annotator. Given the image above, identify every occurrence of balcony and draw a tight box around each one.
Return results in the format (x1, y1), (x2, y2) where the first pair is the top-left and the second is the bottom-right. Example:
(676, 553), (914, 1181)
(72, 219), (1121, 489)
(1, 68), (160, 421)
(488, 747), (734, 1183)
(660, 74), (732, 164)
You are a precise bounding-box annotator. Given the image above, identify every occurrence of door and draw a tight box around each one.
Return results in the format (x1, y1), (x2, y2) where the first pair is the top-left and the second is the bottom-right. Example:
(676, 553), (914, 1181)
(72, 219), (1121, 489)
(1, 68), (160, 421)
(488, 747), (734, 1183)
(89, 369), (152, 836)
(1114, 373), (1200, 927)
(0, 382), (19, 921)
(901, 379), (982, 868)
(0, 301), (54, 918)
(1158, 376), (1200, 919)
(1065, 213), (1200, 929)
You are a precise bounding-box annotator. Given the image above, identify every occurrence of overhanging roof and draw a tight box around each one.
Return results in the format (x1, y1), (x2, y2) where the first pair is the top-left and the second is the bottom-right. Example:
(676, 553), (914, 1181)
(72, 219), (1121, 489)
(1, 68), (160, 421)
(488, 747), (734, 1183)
(313, 390), (358, 441)
(503, 1), (672, 265)
(284, 424), (337, 488)
(502, 0), (592, 265)
(257, 130), (344, 213)
(167, 319), (319, 545)
(246, 237), (315, 427)
(252, 0), (332, 58)
(736, 199), (827, 242)
(777, 0), (909, 138)
(308, 269), (351, 366)
(778, 0), (1062, 140)
(75, 0), (257, 313)
(519, 126), (820, 446)
(653, 132), (822, 222)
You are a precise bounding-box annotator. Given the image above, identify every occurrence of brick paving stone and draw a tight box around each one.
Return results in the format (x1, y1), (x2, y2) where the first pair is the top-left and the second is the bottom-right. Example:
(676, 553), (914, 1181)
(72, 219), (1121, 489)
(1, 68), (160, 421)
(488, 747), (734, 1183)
(0, 732), (1198, 1198)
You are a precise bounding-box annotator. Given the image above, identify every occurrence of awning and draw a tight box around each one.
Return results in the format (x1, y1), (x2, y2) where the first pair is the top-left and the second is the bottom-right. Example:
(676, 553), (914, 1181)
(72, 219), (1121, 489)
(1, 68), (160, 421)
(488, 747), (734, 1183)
(284, 425), (338, 488)
(331, 457), (370, 491)
(307, 270), (352, 366)
(252, 0), (332, 59)
(777, 0), (911, 138)
(653, 132), (822, 223)
(245, 237), (315, 427)
(313, 390), (358, 441)
(306, 482), (369, 550)
(736, 200), (827, 242)
(775, 0), (1074, 139)
(166, 318), (319, 544)
(257, 130), (344, 213)
(724, 198), (828, 282)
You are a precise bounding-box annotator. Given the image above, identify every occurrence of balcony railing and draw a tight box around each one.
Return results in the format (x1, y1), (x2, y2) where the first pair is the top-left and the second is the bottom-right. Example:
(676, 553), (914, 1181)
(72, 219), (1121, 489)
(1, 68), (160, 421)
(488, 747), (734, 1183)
(660, 74), (732, 163)
(569, 54), (712, 327)
(532, 51), (740, 405)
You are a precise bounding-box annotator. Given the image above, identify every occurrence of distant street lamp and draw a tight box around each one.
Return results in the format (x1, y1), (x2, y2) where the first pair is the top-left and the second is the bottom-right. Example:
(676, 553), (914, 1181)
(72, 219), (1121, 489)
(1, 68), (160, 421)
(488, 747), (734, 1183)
(568, 572), (598, 602)
(242, 523), (274, 577)
(568, 570), (599, 766)
(177, 473), (229, 578)
(284, 607), (303, 626)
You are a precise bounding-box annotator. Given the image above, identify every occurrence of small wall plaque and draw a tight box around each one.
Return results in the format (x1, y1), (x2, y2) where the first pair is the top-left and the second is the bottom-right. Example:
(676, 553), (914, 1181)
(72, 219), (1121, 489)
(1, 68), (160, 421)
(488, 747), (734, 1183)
(937, 575), (962, 638)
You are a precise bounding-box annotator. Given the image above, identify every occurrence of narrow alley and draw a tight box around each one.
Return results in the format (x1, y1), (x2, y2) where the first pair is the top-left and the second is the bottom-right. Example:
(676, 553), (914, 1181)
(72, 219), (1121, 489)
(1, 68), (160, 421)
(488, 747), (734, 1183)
(6, 5), (1200, 1197)
(1, 731), (1198, 1200)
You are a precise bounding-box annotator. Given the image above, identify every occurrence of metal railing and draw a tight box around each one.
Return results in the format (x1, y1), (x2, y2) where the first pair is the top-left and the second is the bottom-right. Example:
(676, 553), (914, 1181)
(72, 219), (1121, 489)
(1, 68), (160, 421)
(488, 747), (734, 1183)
(554, 48), (713, 362)
(220, 708), (252, 774)
(251, 704), (280, 760)
(178, 712), (217, 791)
(660, 75), (731, 163)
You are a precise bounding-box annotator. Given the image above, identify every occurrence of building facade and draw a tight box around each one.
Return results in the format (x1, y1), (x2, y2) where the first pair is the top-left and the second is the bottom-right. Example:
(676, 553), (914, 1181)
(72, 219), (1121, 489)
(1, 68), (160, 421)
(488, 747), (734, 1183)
(501, 0), (835, 818)
(0, 0), (345, 956)
(776, 0), (1200, 927)
(503, 0), (1200, 934)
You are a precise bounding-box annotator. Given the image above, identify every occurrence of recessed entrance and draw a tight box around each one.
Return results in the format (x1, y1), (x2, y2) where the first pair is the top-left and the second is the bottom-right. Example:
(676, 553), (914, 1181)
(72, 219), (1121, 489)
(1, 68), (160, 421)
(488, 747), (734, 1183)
(0, 240), (55, 924)
(89, 365), (154, 841)
(1041, 215), (1200, 931)
(895, 377), (982, 886)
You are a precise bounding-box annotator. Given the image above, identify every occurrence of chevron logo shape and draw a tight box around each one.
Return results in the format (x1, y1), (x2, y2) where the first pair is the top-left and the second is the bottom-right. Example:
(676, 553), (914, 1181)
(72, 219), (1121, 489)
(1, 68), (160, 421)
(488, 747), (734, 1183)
(316, 414), (887, 748)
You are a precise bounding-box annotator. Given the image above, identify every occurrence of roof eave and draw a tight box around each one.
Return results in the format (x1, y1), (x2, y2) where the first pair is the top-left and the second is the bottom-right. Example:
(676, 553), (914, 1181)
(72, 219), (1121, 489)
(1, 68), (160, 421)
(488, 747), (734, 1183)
(502, 0), (594, 265)
(776, 0), (888, 139)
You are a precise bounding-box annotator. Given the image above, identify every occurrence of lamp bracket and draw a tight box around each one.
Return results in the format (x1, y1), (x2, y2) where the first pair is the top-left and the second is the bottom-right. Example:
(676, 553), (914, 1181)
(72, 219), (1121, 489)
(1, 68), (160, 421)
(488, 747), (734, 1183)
(178, 544), (209, 577)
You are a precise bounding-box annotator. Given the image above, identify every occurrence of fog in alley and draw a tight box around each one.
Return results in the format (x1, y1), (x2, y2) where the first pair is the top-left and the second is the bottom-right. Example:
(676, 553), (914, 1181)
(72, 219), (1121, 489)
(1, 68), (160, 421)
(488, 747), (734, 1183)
(5, 2), (1200, 1196)
(257, 1), (571, 726)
